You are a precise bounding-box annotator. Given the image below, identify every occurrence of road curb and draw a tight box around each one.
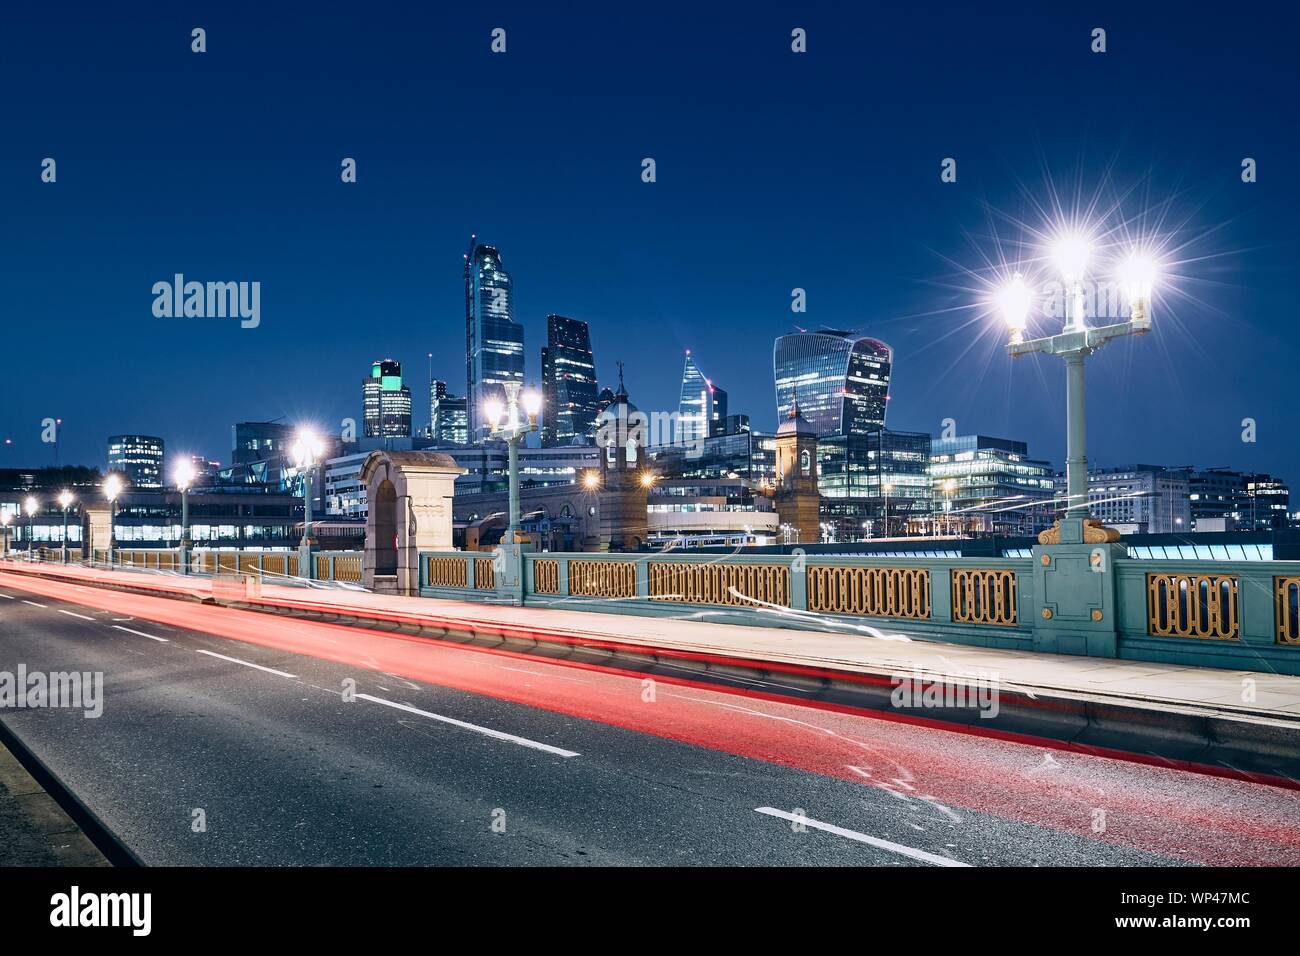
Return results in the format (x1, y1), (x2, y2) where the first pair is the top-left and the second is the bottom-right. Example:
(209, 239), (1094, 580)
(5, 564), (1298, 787)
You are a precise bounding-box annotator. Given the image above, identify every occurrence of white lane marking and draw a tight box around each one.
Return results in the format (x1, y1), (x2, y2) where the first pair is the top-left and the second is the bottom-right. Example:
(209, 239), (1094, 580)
(58, 609), (96, 621)
(194, 649), (297, 679)
(0, 593), (14, 599)
(355, 693), (580, 758)
(754, 808), (971, 867)
(21, 600), (47, 608)
(112, 625), (169, 644)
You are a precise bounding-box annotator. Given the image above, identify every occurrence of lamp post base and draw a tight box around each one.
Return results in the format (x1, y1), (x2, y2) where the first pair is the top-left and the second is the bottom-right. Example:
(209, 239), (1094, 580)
(1037, 517), (1121, 546)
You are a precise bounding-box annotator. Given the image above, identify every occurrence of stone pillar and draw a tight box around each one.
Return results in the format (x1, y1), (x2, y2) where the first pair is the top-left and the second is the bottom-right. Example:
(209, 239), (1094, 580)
(83, 504), (111, 564)
(361, 451), (466, 595)
(1031, 526), (1127, 658)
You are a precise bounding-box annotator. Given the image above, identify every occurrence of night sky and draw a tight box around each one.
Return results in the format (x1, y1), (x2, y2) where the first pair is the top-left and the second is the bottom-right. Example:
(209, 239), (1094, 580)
(1, 1), (1296, 480)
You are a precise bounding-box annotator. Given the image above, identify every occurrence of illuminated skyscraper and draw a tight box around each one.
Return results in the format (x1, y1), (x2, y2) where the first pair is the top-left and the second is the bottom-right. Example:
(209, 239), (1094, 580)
(675, 351), (725, 445)
(363, 359), (413, 439)
(773, 330), (891, 437)
(541, 314), (599, 447)
(464, 238), (524, 439)
(430, 379), (469, 446)
(107, 435), (165, 489)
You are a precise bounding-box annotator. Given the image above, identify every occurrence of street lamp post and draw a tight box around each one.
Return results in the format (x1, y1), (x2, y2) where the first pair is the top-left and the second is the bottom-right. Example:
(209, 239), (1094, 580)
(57, 489), (74, 563)
(103, 473), (124, 568)
(483, 383), (542, 544)
(0, 512), (11, 558)
(23, 496), (38, 558)
(292, 430), (326, 580)
(881, 480), (893, 538)
(942, 479), (958, 537)
(174, 460), (196, 573)
(1001, 238), (1156, 544)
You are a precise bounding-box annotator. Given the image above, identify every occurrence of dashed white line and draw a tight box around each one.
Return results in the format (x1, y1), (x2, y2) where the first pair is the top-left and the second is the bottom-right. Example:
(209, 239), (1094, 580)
(354, 693), (580, 758)
(0, 593), (14, 599)
(111, 625), (169, 643)
(754, 807), (971, 867)
(21, 600), (47, 609)
(58, 609), (96, 621)
(194, 649), (297, 679)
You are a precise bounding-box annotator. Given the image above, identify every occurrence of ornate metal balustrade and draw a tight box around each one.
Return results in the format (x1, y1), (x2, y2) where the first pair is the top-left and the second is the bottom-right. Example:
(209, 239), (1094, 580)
(533, 559), (560, 594)
(807, 565), (930, 620)
(648, 561), (789, 608)
(474, 557), (497, 590)
(950, 568), (1019, 626)
(1145, 572), (1239, 640)
(426, 555), (468, 588)
(568, 560), (638, 599)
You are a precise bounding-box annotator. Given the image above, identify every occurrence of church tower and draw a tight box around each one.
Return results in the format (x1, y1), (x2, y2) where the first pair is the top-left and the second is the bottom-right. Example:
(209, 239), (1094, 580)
(595, 363), (649, 551)
(773, 397), (820, 544)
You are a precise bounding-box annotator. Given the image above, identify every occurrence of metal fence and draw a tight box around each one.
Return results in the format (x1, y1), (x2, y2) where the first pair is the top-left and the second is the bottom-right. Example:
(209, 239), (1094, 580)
(416, 548), (1300, 675)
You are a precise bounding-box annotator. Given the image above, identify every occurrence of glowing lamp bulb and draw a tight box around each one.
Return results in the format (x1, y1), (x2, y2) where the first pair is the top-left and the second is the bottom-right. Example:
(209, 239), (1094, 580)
(483, 398), (504, 429)
(522, 389), (542, 418)
(1052, 233), (1092, 282)
(174, 460), (196, 489)
(104, 474), (123, 501)
(1119, 251), (1158, 304)
(24, 496), (39, 516)
(998, 274), (1033, 330)
(58, 490), (74, 509)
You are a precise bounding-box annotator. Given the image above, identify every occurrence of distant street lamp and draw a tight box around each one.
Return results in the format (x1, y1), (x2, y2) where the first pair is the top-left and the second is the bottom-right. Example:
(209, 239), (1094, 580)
(483, 383), (542, 543)
(57, 489), (74, 563)
(1001, 233), (1157, 543)
(942, 478), (958, 536)
(174, 459), (197, 573)
(103, 473), (124, 567)
(23, 496), (38, 557)
(292, 430), (326, 579)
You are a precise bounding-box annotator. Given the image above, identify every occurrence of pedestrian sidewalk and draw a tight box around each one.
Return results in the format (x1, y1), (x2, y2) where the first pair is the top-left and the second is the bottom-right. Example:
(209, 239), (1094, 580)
(4, 558), (1299, 725)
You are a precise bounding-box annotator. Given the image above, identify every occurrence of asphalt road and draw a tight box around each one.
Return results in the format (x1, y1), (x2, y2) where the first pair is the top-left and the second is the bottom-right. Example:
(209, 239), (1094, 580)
(1, 571), (1297, 866)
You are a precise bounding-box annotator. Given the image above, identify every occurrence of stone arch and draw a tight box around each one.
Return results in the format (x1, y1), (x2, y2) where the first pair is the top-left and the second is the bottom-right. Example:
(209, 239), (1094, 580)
(361, 451), (465, 595)
(373, 479), (397, 574)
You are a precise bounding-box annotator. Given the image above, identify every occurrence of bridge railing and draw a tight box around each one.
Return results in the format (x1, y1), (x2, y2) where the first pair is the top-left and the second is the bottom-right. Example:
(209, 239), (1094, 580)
(416, 548), (1300, 674)
(72, 548), (364, 584)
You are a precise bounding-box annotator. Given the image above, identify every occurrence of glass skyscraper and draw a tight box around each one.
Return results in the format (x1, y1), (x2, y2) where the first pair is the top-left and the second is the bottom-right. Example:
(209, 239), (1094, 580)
(363, 359), (412, 439)
(107, 435), (165, 489)
(541, 314), (599, 447)
(773, 330), (892, 437)
(676, 351), (725, 444)
(430, 379), (469, 446)
(464, 239), (524, 439)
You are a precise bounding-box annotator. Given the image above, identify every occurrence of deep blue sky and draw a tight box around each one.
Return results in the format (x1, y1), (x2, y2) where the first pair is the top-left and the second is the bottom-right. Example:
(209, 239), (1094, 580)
(1, 1), (1296, 480)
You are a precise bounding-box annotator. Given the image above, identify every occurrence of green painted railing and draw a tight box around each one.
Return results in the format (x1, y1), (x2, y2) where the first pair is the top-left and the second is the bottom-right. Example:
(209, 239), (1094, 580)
(416, 547), (1300, 675)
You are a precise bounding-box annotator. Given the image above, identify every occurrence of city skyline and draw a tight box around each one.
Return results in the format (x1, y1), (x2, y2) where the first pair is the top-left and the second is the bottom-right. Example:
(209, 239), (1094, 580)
(2, 4), (1296, 482)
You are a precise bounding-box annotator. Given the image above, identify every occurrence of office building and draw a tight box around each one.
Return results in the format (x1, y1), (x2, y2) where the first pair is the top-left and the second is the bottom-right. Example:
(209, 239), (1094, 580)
(540, 314), (600, 447)
(676, 351), (725, 445)
(107, 435), (165, 489)
(773, 329), (892, 437)
(232, 421), (293, 466)
(430, 380), (470, 446)
(465, 239), (524, 438)
(1071, 465), (1191, 534)
(363, 359), (413, 439)
(929, 435), (1056, 536)
(818, 429), (932, 540)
